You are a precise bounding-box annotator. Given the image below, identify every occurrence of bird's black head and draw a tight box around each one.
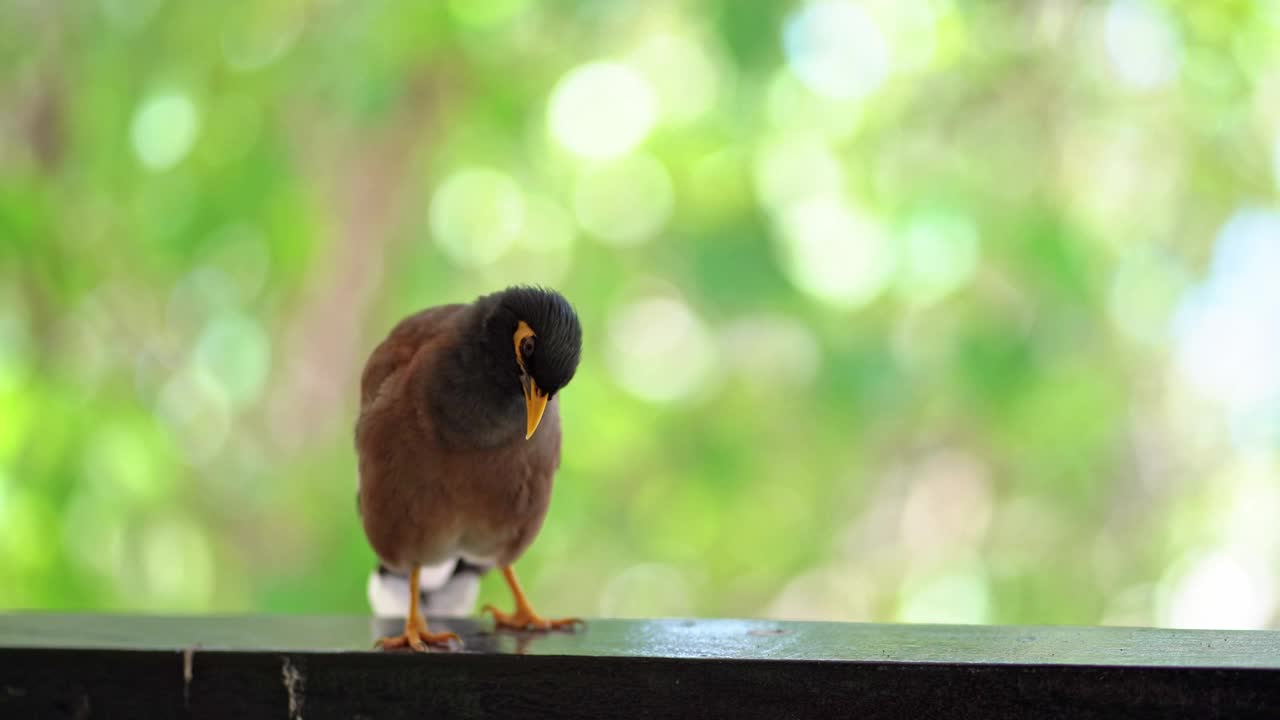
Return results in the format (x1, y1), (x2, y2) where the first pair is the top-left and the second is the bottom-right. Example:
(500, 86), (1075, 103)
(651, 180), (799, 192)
(481, 285), (582, 438)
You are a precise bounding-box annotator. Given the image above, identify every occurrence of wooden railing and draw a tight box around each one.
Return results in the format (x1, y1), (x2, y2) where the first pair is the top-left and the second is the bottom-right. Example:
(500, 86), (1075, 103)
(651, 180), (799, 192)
(2, 614), (1278, 718)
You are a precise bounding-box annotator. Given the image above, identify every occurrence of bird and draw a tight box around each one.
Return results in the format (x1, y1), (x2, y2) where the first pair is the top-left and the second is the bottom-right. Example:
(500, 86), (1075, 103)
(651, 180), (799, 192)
(355, 285), (584, 651)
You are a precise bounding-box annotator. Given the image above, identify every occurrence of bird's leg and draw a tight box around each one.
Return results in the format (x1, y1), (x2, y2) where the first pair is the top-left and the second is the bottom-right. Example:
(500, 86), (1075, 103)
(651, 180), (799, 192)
(482, 565), (582, 631)
(375, 566), (461, 651)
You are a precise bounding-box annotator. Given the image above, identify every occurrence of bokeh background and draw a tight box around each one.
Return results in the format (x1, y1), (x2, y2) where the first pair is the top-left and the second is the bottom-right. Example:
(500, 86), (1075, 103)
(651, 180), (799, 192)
(2, 0), (1278, 630)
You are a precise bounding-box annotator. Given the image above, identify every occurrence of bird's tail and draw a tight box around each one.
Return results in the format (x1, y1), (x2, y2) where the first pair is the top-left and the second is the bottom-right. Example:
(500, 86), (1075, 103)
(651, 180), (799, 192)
(367, 559), (490, 617)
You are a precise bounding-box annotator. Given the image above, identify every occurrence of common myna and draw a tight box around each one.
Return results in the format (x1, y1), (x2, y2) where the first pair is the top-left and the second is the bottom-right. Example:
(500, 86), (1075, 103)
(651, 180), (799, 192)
(356, 286), (583, 651)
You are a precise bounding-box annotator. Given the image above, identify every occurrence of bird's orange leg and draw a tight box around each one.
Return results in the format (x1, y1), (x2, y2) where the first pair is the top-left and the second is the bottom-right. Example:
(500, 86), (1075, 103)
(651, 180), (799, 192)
(482, 565), (582, 631)
(375, 566), (461, 651)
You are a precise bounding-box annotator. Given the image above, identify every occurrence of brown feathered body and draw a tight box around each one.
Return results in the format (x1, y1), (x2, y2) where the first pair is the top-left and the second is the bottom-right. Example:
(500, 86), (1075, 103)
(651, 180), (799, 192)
(355, 304), (562, 574)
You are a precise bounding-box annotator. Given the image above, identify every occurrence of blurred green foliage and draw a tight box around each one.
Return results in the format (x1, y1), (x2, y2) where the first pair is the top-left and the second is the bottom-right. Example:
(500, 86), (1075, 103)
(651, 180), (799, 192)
(1, 0), (1278, 629)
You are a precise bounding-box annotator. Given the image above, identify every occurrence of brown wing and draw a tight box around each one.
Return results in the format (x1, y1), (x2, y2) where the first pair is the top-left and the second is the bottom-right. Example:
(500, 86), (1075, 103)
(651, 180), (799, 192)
(354, 303), (464, 528)
(359, 304), (466, 410)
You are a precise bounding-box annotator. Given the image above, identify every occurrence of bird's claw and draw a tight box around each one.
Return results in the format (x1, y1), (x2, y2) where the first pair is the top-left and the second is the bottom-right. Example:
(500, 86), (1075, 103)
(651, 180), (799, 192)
(375, 620), (461, 652)
(482, 604), (583, 632)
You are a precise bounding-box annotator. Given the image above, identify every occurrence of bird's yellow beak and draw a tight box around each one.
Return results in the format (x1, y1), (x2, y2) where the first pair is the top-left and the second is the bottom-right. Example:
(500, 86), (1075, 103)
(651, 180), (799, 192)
(513, 320), (548, 439)
(521, 373), (549, 439)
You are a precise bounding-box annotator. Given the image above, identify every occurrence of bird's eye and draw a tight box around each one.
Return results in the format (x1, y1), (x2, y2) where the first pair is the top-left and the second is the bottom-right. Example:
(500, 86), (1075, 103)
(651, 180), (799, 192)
(520, 335), (535, 359)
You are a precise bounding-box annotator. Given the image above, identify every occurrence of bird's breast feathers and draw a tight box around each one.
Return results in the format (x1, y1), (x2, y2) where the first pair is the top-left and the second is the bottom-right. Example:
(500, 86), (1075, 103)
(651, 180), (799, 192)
(357, 398), (561, 568)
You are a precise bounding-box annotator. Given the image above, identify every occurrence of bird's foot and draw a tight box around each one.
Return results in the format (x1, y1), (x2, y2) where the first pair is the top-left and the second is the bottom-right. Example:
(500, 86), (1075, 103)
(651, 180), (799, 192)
(482, 604), (583, 632)
(375, 618), (461, 652)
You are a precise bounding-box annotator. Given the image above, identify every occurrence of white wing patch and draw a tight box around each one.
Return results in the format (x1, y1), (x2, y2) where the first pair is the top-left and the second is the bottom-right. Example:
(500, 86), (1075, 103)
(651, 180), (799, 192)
(367, 558), (483, 617)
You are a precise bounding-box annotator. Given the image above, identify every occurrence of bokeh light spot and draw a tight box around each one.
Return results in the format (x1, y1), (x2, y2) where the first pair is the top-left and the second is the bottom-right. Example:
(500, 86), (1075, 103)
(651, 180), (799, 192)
(548, 62), (657, 160)
(168, 266), (239, 338)
(628, 33), (721, 126)
(477, 194), (576, 288)
(895, 210), (980, 305)
(1108, 247), (1187, 347)
(784, 0), (891, 101)
(898, 565), (991, 624)
(1173, 209), (1280, 426)
(156, 367), (232, 467)
(768, 566), (875, 621)
(205, 224), (272, 303)
(429, 168), (525, 267)
(878, 2), (941, 73)
(195, 312), (271, 410)
(131, 91), (200, 171)
(607, 296), (717, 404)
(84, 423), (165, 504)
(1103, 0), (1181, 90)
(142, 519), (214, 609)
(574, 154), (674, 247)
(765, 70), (864, 141)
(753, 134), (844, 210)
(1159, 550), (1275, 630)
(775, 196), (896, 309)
